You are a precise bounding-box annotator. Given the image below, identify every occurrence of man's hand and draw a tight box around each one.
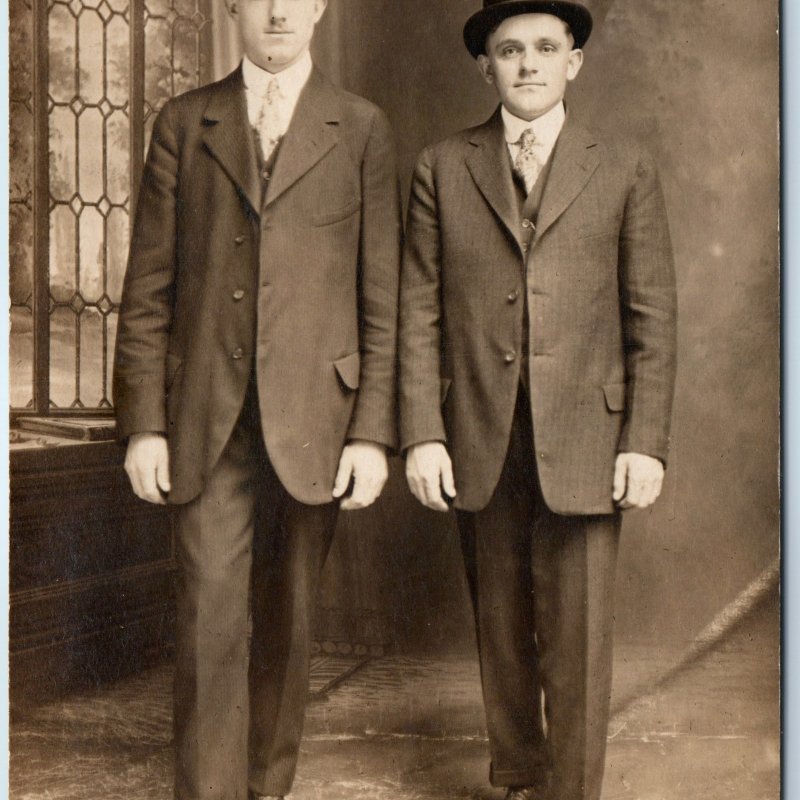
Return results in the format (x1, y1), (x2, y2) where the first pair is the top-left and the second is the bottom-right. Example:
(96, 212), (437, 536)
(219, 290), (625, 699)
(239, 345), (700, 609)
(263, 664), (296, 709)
(125, 432), (171, 505)
(613, 452), (665, 510)
(332, 440), (389, 511)
(405, 441), (456, 512)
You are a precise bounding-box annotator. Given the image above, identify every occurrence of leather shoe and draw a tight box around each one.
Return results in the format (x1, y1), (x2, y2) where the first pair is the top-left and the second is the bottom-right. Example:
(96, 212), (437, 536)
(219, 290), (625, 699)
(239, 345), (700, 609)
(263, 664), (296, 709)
(248, 793), (284, 800)
(505, 787), (541, 800)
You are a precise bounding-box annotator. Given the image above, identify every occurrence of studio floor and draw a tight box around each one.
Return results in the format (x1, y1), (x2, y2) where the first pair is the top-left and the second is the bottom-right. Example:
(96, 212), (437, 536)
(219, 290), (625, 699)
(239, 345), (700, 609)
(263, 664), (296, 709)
(10, 592), (778, 800)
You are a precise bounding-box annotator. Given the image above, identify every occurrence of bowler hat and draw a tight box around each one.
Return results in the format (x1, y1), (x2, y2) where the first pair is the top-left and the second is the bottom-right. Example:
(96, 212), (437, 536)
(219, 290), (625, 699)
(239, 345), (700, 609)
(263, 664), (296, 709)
(463, 0), (593, 58)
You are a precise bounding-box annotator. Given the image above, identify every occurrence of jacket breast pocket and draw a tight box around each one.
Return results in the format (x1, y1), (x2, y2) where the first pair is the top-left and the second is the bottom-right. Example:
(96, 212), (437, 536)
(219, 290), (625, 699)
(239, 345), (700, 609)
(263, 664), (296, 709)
(311, 197), (361, 227)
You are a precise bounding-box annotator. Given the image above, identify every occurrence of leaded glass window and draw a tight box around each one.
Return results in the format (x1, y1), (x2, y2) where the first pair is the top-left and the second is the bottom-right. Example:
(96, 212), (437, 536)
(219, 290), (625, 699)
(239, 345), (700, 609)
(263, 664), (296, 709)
(9, 0), (212, 416)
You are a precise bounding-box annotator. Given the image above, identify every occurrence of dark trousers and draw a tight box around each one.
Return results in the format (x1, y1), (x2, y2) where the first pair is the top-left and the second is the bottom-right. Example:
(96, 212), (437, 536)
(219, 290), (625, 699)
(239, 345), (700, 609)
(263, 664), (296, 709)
(457, 391), (620, 800)
(173, 384), (338, 799)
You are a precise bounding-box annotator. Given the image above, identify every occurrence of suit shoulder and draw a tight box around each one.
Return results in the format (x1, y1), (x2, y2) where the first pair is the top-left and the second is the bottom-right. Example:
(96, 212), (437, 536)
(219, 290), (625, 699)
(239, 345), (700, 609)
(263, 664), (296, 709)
(590, 125), (659, 170)
(331, 85), (392, 130)
(412, 125), (481, 170)
(153, 73), (238, 125)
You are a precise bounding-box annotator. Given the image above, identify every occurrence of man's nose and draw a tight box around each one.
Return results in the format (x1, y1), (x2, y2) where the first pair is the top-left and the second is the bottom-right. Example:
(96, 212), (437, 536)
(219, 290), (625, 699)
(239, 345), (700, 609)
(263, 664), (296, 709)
(519, 48), (538, 74)
(267, 0), (287, 22)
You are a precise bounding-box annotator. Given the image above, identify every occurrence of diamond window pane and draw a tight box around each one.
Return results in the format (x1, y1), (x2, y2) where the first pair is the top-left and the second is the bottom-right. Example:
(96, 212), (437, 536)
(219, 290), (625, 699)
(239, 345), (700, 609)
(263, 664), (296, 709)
(50, 307), (78, 408)
(78, 9), (105, 104)
(79, 307), (106, 406)
(78, 108), (104, 203)
(106, 111), (130, 204)
(50, 205), (78, 304)
(48, 5), (77, 104)
(49, 107), (78, 202)
(79, 206), (105, 300)
(106, 14), (130, 107)
(106, 207), (128, 302)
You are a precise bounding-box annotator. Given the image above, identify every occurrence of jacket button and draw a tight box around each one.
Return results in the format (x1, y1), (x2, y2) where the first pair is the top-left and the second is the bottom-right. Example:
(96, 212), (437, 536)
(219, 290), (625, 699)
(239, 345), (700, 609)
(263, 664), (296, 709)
(234, 235), (245, 245)
(232, 289), (245, 301)
(504, 350), (517, 364)
(232, 347), (244, 360)
(507, 289), (519, 303)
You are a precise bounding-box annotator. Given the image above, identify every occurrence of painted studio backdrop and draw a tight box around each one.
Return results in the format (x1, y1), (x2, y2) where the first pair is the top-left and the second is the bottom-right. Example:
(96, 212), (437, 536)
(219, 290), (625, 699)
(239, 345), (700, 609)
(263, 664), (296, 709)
(8, 0), (778, 693)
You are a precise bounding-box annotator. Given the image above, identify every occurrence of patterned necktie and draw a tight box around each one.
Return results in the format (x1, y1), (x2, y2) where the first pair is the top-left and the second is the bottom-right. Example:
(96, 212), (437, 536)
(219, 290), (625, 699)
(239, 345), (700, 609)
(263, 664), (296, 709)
(255, 78), (282, 163)
(513, 127), (543, 194)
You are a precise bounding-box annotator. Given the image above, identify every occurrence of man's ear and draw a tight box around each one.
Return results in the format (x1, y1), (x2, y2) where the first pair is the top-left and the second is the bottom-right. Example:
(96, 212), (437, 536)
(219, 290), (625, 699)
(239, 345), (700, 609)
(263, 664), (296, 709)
(566, 48), (584, 82)
(313, 0), (328, 24)
(477, 55), (494, 85)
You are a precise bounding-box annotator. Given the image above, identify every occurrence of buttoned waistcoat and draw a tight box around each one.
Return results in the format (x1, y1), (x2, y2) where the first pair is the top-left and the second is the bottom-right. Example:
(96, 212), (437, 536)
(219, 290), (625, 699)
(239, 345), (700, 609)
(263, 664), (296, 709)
(399, 108), (677, 514)
(114, 67), (402, 505)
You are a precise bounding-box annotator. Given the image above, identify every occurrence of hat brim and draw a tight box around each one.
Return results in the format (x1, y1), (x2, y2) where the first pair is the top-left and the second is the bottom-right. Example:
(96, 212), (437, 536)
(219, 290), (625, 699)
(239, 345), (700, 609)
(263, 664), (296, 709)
(464, 1), (592, 58)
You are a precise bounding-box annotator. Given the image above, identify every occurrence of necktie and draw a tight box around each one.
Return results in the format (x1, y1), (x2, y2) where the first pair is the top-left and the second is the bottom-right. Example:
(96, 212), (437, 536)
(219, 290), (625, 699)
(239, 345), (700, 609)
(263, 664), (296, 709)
(255, 78), (282, 163)
(513, 128), (543, 194)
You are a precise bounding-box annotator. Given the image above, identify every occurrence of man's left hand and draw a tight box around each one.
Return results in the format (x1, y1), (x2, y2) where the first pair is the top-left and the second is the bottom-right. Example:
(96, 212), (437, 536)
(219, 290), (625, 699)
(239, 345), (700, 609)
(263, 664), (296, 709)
(613, 452), (665, 510)
(332, 440), (389, 511)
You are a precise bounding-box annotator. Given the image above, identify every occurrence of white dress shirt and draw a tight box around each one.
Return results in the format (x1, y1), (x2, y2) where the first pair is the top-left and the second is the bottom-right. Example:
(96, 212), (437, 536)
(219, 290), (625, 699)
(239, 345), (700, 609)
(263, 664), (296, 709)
(242, 51), (313, 138)
(503, 101), (566, 168)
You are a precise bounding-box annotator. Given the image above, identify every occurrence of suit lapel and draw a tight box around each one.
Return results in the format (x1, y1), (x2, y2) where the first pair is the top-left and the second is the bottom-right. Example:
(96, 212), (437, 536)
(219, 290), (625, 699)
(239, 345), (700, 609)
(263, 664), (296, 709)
(202, 67), (262, 216)
(535, 117), (599, 241)
(465, 108), (524, 251)
(264, 69), (341, 208)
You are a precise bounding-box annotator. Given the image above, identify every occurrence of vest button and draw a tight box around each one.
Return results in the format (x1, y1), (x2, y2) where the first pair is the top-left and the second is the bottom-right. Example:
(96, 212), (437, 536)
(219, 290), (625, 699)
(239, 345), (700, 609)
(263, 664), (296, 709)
(504, 350), (517, 364)
(232, 347), (244, 360)
(522, 218), (534, 230)
(232, 289), (245, 301)
(507, 289), (519, 303)
(234, 235), (245, 245)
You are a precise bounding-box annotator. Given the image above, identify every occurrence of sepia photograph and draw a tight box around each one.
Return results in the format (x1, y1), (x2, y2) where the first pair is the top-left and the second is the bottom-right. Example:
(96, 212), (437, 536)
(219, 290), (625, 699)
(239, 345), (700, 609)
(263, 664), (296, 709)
(8, 1), (780, 798)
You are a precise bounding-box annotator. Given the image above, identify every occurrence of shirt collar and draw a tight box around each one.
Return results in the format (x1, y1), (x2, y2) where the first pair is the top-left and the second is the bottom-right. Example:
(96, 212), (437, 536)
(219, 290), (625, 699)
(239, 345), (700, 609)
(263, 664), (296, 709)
(242, 50), (313, 103)
(502, 101), (566, 149)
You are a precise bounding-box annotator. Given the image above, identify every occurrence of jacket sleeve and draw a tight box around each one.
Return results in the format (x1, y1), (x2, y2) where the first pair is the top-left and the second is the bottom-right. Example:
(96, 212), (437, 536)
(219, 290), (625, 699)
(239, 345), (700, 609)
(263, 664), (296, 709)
(345, 108), (403, 450)
(112, 100), (179, 441)
(617, 146), (678, 463)
(398, 146), (448, 452)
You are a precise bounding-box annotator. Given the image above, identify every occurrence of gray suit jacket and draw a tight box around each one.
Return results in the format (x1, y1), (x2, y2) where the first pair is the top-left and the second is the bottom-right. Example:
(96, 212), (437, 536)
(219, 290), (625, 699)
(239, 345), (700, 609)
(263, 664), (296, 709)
(399, 108), (677, 514)
(114, 67), (402, 505)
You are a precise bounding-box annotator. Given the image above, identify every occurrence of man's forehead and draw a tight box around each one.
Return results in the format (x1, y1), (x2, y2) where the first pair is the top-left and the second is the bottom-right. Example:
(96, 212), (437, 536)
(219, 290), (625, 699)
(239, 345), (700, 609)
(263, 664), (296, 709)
(489, 12), (572, 42)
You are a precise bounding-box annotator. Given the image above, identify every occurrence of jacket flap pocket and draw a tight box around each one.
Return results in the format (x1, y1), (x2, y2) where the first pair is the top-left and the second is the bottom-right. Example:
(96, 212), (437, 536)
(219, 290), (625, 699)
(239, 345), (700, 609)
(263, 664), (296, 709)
(440, 377), (452, 405)
(334, 351), (360, 390)
(165, 352), (182, 389)
(312, 197), (361, 227)
(602, 382), (626, 412)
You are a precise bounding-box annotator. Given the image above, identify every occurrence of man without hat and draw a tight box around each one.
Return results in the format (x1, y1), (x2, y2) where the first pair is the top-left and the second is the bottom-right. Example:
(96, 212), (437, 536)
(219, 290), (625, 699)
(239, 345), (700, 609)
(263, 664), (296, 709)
(399, 2), (677, 798)
(114, 1), (401, 797)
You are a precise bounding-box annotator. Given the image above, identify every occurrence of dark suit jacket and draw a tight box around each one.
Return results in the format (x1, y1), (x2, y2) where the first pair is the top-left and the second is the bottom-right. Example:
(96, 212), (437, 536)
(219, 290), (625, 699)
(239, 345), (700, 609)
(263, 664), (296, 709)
(113, 67), (402, 505)
(399, 108), (677, 515)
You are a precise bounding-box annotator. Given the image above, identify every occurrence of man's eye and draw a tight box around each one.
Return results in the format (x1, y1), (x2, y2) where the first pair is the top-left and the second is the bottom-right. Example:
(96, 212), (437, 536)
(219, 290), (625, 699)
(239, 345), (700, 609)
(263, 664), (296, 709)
(501, 47), (519, 57)
(541, 44), (556, 54)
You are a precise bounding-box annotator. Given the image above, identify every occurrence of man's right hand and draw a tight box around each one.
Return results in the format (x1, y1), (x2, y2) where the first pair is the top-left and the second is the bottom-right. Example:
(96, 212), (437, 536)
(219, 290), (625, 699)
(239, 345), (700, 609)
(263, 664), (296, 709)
(125, 432), (171, 505)
(405, 441), (456, 512)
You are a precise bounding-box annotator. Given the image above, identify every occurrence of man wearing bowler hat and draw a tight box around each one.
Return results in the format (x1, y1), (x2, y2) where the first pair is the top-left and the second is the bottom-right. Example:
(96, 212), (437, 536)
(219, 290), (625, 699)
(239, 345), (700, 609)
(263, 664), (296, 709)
(399, 2), (677, 798)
